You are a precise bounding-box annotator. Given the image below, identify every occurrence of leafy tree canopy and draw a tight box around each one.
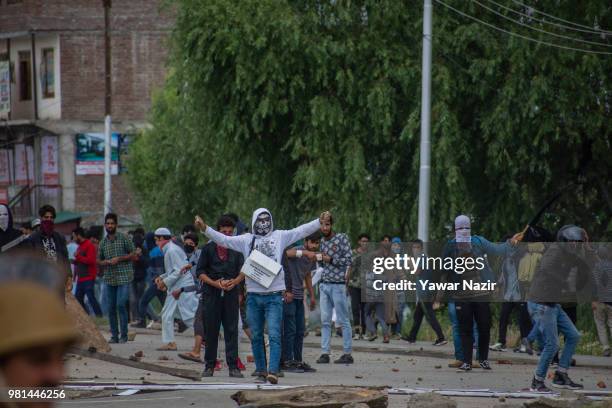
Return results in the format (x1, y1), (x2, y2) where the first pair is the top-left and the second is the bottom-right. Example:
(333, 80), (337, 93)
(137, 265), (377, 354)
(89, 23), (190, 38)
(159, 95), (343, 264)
(128, 0), (611, 242)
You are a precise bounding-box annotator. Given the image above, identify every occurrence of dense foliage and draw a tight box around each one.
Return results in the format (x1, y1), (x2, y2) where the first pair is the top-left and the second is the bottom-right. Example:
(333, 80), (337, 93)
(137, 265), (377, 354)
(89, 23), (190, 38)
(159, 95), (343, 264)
(128, 0), (611, 241)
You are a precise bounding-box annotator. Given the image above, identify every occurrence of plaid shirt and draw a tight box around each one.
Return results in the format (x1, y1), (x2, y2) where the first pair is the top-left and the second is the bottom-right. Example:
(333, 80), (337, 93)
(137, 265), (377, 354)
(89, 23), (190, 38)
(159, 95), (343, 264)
(98, 232), (135, 286)
(320, 233), (352, 283)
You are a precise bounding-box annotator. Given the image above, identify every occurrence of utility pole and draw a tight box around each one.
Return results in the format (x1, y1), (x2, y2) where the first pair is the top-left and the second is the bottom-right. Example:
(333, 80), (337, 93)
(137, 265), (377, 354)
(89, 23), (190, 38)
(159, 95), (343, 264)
(103, 0), (112, 218)
(417, 0), (433, 242)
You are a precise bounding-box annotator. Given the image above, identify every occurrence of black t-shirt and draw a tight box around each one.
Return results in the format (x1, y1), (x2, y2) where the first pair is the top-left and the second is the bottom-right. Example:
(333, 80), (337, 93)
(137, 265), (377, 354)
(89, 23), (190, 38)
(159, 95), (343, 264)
(196, 242), (244, 295)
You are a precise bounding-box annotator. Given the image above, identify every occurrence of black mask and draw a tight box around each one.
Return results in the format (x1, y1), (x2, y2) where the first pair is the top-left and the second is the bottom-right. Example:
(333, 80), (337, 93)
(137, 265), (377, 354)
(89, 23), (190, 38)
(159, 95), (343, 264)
(184, 244), (195, 254)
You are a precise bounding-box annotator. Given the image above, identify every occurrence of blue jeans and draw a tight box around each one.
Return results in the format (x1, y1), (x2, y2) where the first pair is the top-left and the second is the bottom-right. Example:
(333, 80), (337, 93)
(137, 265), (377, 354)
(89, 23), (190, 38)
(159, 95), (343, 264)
(138, 280), (165, 322)
(526, 304), (545, 348)
(320, 283), (352, 354)
(448, 302), (478, 361)
(247, 292), (283, 374)
(75, 280), (102, 317)
(528, 302), (581, 380)
(105, 283), (130, 341)
(282, 299), (305, 362)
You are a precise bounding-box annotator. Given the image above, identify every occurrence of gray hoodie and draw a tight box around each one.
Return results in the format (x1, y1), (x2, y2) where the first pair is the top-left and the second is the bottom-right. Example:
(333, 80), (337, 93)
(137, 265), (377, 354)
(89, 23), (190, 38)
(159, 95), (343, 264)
(204, 208), (321, 293)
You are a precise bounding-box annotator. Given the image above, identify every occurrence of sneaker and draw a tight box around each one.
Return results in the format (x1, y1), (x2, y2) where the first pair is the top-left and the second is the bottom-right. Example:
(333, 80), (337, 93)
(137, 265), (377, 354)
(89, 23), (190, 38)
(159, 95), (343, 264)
(147, 321), (162, 330)
(229, 368), (244, 378)
(433, 338), (448, 346)
(522, 338), (534, 355)
(282, 360), (304, 373)
(479, 360), (492, 370)
(254, 375), (267, 384)
(316, 354), (330, 364)
(489, 342), (506, 352)
(401, 336), (416, 343)
(366, 334), (378, 342)
(130, 321), (146, 328)
(456, 363), (472, 372)
(551, 371), (583, 390)
(603, 348), (611, 357)
(237, 357), (246, 371)
(266, 373), (279, 384)
(383, 335), (390, 344)
(570, 358), (576, 367)
(251, 370), (266, 377)
(448, 360), (463, 368)
(334, 354), (354, 364)
(119, 338), (128, 344)
(202, 367), (214, 377)
(391, 333), (401, 340)
(108, 337), (119, 344)
(530, 377), (551, 392)
(298, 362), (317, 373)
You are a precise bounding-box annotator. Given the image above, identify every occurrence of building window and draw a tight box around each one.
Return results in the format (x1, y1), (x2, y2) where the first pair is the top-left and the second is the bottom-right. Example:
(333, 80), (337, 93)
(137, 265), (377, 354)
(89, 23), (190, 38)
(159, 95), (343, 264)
(18, 51), (32, 101)
(41, 48), (55, 98)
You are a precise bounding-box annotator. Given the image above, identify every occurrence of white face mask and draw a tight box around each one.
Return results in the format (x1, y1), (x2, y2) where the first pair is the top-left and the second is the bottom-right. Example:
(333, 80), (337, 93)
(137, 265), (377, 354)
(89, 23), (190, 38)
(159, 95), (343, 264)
(0, 206), (9, 232)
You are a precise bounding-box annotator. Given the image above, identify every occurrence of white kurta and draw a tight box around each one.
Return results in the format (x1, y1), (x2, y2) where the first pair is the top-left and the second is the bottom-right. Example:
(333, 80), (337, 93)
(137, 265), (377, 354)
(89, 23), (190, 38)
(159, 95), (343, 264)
(160, 241), (199, 343)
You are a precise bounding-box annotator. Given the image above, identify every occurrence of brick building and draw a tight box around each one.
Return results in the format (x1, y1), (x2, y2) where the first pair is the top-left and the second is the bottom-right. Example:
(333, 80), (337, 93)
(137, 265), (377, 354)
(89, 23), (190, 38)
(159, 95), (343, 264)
(0, 0), (173, 229)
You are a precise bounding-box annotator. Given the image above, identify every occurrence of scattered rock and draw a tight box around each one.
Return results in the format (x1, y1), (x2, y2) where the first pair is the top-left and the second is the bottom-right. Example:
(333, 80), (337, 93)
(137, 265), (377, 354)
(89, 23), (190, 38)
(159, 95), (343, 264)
(129, 355), (141, 362)
(408, 392), (457, 408)
(497, 359), (512, 365)
(158, 355), (169, 361)
(128, 332), (137, 341)
(134, 351), (144, 358)
(597, 381), (606, 388)
(417, 377), (423, 381)
(392, 368), (399, 372)
(342, 404), (369, 408)
(139, 377), (145, 381)
(355, 375), (363, 379)
(499, 397), (506, 402)
(94, 375), (99, 379)
(434, 365), (442, 369)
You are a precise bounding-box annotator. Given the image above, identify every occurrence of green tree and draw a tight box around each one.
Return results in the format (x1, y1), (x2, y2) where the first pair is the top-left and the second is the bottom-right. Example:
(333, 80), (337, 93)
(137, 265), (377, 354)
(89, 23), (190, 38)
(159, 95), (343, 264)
(128, 0), (611, 241)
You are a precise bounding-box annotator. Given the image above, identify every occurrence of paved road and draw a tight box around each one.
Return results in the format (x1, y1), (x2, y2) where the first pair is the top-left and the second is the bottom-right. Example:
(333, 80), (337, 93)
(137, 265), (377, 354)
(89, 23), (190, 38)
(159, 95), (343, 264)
(58, 328), (611, 408)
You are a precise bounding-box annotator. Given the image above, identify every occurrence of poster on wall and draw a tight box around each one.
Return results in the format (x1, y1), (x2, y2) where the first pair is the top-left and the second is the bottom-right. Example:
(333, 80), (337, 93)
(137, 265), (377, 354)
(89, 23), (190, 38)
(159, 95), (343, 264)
(41, 136), (59, 185)
(14, 144), (28, 185)
(75, 133), (119, 175)
(0, 188), (7, 204)
(0, 61), (10, 114)
(0, 149), (10, 185)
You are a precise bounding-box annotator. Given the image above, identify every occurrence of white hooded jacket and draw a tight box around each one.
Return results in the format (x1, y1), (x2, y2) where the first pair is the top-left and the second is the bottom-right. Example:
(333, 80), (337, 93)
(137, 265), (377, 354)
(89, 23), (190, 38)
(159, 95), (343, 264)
(204, 208), (321, 293)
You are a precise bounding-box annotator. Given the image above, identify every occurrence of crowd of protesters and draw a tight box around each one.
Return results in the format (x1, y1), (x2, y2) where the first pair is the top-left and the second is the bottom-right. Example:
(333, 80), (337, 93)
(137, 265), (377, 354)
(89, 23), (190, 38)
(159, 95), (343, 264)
(1, 202), (611, 392)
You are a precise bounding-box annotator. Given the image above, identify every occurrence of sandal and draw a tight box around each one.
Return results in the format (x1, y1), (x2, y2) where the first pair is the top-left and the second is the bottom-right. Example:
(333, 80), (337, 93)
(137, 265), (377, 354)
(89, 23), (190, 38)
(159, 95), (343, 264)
(178, 352), (202, 363)
(156, 342), (177, 351)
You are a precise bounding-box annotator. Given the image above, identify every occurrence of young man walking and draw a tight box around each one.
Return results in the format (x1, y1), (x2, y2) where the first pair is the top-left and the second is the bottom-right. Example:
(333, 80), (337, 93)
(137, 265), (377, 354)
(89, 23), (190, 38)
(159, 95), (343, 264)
(195, 209), (329, 384)
(155, 228), (199, 351)
(348, 233), (369, 339)
(282, 232), (319, 373)
(197, 216), (245, 378)
(72, 227), (102, 317)
(316, 215), (353, 364)
(98, 213), (136, 343)
(527, 225), (591, 391)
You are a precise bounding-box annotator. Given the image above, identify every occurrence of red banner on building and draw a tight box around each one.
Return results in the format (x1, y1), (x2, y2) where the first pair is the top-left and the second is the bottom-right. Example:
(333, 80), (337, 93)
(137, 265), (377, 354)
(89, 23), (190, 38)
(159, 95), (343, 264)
(41, 136), (59, 185)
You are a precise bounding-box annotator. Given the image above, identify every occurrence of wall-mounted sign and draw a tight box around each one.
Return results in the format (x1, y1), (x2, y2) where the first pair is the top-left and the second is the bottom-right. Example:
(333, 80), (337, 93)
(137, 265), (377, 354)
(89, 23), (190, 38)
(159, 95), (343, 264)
(75, 133), (119, 175)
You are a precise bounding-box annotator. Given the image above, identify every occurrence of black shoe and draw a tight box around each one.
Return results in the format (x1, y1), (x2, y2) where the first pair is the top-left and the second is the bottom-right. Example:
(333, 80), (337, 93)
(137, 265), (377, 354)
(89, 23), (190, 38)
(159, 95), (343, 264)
(551, 371), (583, 390)
(433, 338), (448, 346)
(530, 377), (550, 392)
(229, 368), (244, 378)
(109, 337), (119, 344)
(130, 321), (146, 328)
(316, 354), (330, 364)
(283, 360), (304, 373)
(251, 370), (267, 377)
(401, 336), (415, 343)
(334, 354), (354, 364)
(456, 363), (471, 372)
(119, 337), (128, 344)
(177, 320), (188, 333)
(202, 367), (214, 377)
(298, 362), (317, 373)
(266, 372), (279, 384)
(570, 358), (576, 367)
(479, 360), (492, 370)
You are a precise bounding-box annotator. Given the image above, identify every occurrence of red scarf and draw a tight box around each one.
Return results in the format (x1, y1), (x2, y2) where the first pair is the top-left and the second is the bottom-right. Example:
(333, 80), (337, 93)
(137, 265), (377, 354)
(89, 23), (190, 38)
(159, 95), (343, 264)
(216, 244), (228, 262)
